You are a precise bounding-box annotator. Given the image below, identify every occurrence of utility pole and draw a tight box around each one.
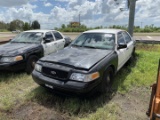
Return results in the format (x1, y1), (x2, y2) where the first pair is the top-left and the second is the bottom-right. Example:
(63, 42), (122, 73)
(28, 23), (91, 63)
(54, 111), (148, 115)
(141, 22), (143, 28)
(128, 0), (136, 37)
(79, 14), (81, 27)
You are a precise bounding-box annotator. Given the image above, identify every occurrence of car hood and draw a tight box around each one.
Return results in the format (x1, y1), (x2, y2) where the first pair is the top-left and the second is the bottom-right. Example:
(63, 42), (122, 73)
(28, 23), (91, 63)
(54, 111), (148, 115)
(41, 47), (113, 70)
(0, 42), (41, 56)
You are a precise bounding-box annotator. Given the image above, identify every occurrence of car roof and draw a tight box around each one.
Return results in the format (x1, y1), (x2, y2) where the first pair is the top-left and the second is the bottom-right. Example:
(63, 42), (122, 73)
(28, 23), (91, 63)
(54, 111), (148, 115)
(24, 29), (57, 33)
(83, 29), (125, 34)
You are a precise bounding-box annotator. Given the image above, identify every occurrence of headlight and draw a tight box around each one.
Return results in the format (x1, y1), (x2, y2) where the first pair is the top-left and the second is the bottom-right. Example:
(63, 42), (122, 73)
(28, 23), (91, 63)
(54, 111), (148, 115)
(0, 56), (23, 63)
(70, 72), (100, 82)
(35, 64), (42, 72)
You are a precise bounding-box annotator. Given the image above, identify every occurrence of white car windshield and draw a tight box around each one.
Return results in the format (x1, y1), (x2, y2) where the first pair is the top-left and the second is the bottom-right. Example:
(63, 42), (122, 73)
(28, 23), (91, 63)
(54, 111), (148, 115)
(11, 32), (43, 43)
(71, 33), (115, 50)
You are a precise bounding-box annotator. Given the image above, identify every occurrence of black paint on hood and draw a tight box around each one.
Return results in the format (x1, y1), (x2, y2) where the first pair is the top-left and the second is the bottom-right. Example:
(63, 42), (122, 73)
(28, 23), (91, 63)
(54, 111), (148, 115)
(41, 47), (113, 69)
(0, 42), (41, 56)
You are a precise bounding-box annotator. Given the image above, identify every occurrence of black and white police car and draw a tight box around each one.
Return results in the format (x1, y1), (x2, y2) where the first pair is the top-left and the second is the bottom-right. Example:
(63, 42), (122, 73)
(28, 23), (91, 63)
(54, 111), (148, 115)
(32, 29), (136, 94)
(0, 30), (70, 73)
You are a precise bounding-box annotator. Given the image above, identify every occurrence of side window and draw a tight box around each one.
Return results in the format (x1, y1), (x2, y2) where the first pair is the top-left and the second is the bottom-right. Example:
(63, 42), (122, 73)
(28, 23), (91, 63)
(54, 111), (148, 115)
(45, 32), (54, 40)
(117, 32), (125, 44)
(123, 32), (132, 44)
(53, 32), (63, 40)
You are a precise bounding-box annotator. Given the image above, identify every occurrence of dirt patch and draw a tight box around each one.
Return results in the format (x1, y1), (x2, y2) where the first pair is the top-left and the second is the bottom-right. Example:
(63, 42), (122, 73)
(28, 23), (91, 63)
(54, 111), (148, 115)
(0, 37), (12, 41)
(2, 87), (151, 120)
(112, 87), (150, 120)
(8, 102), (70, 120)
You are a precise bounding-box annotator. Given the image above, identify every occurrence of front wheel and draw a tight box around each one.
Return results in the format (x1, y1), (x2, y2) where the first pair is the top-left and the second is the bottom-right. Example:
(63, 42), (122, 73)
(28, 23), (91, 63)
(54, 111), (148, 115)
(25, 55), (38, 74)
(99, 67), (114, 93)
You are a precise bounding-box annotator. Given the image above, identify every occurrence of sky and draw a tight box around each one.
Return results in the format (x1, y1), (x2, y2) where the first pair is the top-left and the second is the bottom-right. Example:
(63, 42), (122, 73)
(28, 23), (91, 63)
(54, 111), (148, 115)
(0, 0), (159, 29)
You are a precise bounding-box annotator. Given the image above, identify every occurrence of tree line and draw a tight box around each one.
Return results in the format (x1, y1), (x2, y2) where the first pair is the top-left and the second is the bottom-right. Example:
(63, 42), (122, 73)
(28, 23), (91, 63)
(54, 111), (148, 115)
(0, 19), (40, 32)
(0, 19), (160, 33)
(56, 23), (160, 33)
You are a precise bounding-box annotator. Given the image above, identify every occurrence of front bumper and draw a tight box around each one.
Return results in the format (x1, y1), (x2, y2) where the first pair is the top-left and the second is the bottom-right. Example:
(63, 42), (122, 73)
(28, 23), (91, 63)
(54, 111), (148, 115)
(0, 61), (26, 71)
(32, 70), (100, 95)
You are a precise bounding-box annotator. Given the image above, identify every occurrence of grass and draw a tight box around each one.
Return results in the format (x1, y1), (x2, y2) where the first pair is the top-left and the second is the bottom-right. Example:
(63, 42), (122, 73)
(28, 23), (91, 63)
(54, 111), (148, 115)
(0, 72), (38, 111)
(115, 43), (160, 92)
(0, 29), (10, 32)
(79, 103), (119, 120)
(134, 32), (160, 36)
(0, 43), (160, 119)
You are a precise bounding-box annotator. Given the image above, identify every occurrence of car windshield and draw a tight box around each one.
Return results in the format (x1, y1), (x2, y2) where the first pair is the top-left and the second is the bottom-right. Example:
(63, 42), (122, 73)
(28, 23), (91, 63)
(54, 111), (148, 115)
(71, 33), (115, 50)
(11, 32), (43, 43)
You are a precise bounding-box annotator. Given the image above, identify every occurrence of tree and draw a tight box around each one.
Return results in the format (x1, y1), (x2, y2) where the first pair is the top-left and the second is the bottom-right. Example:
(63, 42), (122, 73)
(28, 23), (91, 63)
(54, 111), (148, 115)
(8, 19), (24, 31)
(23, 22), (31, 31)
(31, 20), (40, 29)
(61, 24), (66, 29)
(0, 21), (7, 29)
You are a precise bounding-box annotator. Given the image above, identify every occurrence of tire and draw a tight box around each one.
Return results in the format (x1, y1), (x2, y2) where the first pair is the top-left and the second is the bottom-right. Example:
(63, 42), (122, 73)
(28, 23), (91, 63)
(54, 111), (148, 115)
(25, 55), (38, 74)
(99, 67), (114, 93)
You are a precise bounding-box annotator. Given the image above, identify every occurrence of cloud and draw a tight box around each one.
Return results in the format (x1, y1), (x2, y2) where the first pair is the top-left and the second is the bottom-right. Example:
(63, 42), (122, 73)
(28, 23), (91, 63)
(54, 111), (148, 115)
(49, 6), (74, 27)
(0, 0), (160, 29)
(0, 0), (28, 7)
(44, 2), (52, 7)
(0, 3), (37, 23)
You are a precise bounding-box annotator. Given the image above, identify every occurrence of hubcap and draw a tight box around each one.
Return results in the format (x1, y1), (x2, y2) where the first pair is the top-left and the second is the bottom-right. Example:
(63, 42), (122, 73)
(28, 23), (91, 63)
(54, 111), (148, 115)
(31, 60), (36, 68)
(106, 75), (110, 84)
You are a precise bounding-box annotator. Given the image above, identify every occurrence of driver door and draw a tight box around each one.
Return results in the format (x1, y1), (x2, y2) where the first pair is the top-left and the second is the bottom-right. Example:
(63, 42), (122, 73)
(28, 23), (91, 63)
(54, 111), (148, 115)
(42, 32), (57, 55)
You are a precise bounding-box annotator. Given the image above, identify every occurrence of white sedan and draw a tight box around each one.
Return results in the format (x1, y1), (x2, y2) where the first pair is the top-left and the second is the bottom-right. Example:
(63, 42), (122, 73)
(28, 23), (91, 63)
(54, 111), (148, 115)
(0, 29), (68, 73)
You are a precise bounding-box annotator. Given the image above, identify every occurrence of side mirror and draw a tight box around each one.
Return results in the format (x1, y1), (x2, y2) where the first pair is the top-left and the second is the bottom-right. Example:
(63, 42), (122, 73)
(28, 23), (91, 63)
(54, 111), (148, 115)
(118, 43), (127, 49)
(64, 36), (72, 46)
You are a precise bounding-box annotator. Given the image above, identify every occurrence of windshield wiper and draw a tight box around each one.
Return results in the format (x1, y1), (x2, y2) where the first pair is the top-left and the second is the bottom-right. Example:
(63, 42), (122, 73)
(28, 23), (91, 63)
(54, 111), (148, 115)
(71, 44), (82, 47)
(11, 41), (27, 43)
(83, 45), (96, 49)
(10, 41), (19, 43)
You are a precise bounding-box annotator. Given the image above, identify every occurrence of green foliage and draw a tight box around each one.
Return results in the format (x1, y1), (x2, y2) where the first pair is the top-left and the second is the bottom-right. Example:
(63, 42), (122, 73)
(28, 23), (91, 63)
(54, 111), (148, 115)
(8, 19), (24, 31)
(109, 25), (127, 31)
(0, 21), (9, 30)
(31, 20), (40, 29)
(57, 24), (89, 32)
(0, 19), (41, 31)
(109, 24), (160, 33)
(23, 22), (31, 31)
(0, 29), (9, 32)
(61, 24), (66, 29)
(0, 19), (160, 33)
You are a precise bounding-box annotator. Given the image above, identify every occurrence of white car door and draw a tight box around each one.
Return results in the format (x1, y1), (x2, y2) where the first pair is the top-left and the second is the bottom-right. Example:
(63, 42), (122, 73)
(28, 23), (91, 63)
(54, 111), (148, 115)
(42, 32), (57, 55)
(53, 31), (65, 50)
(116, 32), (128, 71)
(122, 31), (134, 60)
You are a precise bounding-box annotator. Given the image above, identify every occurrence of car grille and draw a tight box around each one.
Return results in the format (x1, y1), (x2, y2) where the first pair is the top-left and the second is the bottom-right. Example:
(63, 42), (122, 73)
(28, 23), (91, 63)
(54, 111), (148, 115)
(42, 67), (69, 80)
